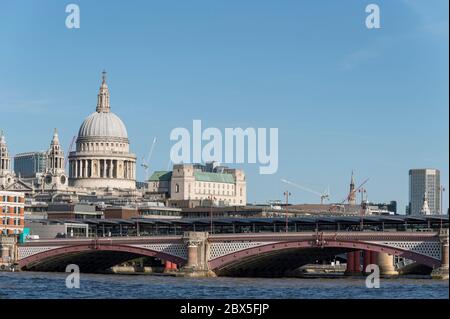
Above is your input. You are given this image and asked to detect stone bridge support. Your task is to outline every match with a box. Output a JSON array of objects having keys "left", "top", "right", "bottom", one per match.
[
  {"left": 345, "top": 251, "right": 362, "bottom": 275},
  {"left": 0, "top": 236, "right": 17, "bottom": 270},
  {"left": 377, "top": 252, "right": 398, "bottom": 276},
  {"left": 432, "top": 229, "right": 449, "bottom": 280},
  {"left": 180, "top": 232, "right": 216, "bottom": 277}
]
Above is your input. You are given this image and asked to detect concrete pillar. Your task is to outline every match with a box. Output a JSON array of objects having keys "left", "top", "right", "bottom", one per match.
[
  {"left": 181, "top": 232, "right": 214, "bottom": 277},
  {"left": 165, "top": 261, "right": 173, "bottom": 271},
  {"left": 346, "top": 251, "right": 355, "bottom": 274},
  {"left": 363, "top": 250, "right": 371, "bottom": 273},
  {"left": 0, "top": 237, "right": 16, "bottom": 265},
  {"left": 441, "top": 241, "right": 449, "bottom": 269},
  {"left": 353, "top": 251, "right": 361, "bottom": 273},
  {"left": 432, "top": 229, "right": 449, "bottom": 280},
  {"left": 377, "top": 252, "right": 398, "bottom": 276},
  {"left": 1, "top": 247, "right": 9, "bottom": 261},
  {"left": 370, "top": 251, "right": 378, "bottom": 265},
  {"left": 186, "top": 243, "right": 199, "bottom": 269}
]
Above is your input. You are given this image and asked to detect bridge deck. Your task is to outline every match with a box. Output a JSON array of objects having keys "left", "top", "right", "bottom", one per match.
[{"left": 20, "top": 231, "right": 441, "bottom": 247}]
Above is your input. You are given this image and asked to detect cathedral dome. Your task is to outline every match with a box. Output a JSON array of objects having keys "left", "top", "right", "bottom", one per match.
[
  {"left": 69, "top": 71, "right": 137, "bottom": 191},
  {"left": 78, "top": 112, "right": 128, "bottom": 139},
  {"left": 76, "top": 71, "right": 128, "bottom": 141}
]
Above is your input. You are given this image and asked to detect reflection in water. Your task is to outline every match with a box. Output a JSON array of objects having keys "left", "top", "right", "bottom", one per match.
[{"left": 0, "top": 272, "right": 448, "bottom": 299}]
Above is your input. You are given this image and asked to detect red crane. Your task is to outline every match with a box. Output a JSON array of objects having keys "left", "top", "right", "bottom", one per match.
[{"left": 340, "top": 178, "right": 370, "bottom": 204}]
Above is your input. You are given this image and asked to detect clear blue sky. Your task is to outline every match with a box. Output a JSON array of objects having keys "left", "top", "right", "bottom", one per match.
[{"left": 0, "top": 0, "right": 448, "bottom": 213}]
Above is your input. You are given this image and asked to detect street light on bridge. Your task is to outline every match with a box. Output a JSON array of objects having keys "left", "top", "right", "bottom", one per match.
[
  {"left": 208, "top": 195, "right": 216, "bottom": 234},
  {"left": 284, "top": 191, "right": 292, "bottom": 233}
]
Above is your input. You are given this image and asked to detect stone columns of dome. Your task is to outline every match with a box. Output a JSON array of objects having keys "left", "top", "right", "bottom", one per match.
[
  {"left": 130, "top": 162, "right": 133, "bottom": 179},
  {"left": 109, "top": 160, "right": 113, "bottom": 178},
  {"left": 103, "top": 159, "right": 107, "bottom": 178}
]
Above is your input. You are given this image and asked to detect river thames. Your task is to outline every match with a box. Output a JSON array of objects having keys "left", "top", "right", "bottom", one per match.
[{"left": 0, "top": 272, "right": 448, "bottom": 299}]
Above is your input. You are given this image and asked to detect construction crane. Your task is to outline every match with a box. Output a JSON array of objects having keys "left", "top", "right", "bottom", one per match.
[
  {"left": 340, "top": 177, "right": 370, "bottom": 204},
  {"left": 65, "top": 136, "right": 77, "bottom": 169},
  {"left": 281, "top": 179, "right": 330, "bottom": 204},
  {"left": 141, "top": 137, "right": 157, "bottom": 181}
]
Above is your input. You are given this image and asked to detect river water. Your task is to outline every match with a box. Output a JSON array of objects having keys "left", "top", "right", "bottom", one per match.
[{"left": 0, "top": 272, "right": 448, "bottom": 299}]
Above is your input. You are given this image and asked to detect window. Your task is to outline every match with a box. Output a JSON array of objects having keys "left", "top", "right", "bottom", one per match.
[{"left": 175, "top": 184, "right": 180, "bottom": 193}]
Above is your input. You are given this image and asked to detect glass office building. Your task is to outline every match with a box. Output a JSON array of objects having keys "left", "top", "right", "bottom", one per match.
[
  {"left": 409, "top": 169, "right": 441, "bottom": 215},
  {"left": 14, "top": 152, "right": 47, "bottom": 178}
]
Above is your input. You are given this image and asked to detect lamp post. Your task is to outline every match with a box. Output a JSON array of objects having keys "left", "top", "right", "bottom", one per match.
[
  {"left": 358, "top": 187, "right": 367, "bottom": 230},
  {"left": 440, "top": 186, "right": 446, "bottom": 215},
  {"left": 284, "top": 191, "right": 291, "bottom": 233},
  {"left": 208, "top": 196, "right": 216, "bottom": 234}
]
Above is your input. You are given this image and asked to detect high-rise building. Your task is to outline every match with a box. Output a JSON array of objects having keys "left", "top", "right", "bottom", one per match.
[
  {"left": 14, "top": 152, "right": 47, "bottom": 178},
  {"left": 409, "top": 169, "right": 441, "bottom": 215}
]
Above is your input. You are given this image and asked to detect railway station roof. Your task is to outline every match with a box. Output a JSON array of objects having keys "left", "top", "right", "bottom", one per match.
[{"left": 26, "top": 214, "right": 448, "bottom": 229}]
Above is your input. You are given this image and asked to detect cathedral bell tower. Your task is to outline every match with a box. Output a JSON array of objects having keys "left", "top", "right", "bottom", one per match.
[
  {"left": 43, "top": 129, "right": 68, "bottom": 190},
  {"left": 0, "top": 130, "right": 15, "bottom": 189}
]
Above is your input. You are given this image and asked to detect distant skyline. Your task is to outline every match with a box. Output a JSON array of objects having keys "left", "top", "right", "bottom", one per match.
[{"left": 0, "top": 0, "right": 448, "bottom": 213}]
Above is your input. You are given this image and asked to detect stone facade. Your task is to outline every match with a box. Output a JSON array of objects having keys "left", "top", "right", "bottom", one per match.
[{"left": 149, "top": 163, "right": 247, "bottom": 206}]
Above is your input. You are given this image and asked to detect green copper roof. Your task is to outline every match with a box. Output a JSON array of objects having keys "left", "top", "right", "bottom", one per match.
[
  {"left": 149, "top": 171, "right": 172, "bottom": 182},
  {"left": 194, "top": 172, "right": 235, "bottom": 184}
]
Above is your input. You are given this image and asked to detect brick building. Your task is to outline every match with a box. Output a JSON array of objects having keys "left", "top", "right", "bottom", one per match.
[{"left": 0, "top": 191, "right": 25, "bottom": 235}]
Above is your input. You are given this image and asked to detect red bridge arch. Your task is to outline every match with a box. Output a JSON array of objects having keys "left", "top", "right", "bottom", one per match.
[
  {"left": 209, "top": 239, "right": 441, "bottom": 270},
  {"left": 18, "top": 243, "right": 187, "bottom": 270}
]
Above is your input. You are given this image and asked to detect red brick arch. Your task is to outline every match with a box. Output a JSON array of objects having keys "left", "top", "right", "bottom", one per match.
[
  {"left": 18, "top": 244, "right": 187, "bottom": 269},
  {"left": 209, "top": 240, "right": 441, "bottom": 270}
]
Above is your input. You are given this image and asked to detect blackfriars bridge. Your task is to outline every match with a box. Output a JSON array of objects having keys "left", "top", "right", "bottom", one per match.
[{"left": 1, "top": 215, "right": 448, "bottom": 279}]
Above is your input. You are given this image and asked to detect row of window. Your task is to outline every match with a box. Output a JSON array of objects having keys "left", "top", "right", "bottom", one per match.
[
  {"left": 1, "top": 217, "right": 22, "bottom": 225},
  {"left": 191, "top": 197, "right": 244, "bottom": 205},
  {"left": 194, "top": 189, "right": 235, "bottom": 196},
  {"left": 1, "top": 196, "right": 24, "bottom": 203},
  {"left": 1, "top": 206, "right": 23, "bottom": 214},
  {"left": 1, "top": 229, "right": 21, "bottom": 235},
  {"left": 79, "top": 142, "right": 127, "bottom": 152},
  {"left": 195, "top": 182, "right": 234, "bottom": 190}
]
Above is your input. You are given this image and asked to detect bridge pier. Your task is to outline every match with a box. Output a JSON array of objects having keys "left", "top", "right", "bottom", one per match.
[
  {"left": 363, "top": 250, "right": 371, "bottom": 274},
  {"left": 377, "top": 252, "right": 398, "bottom": 276},
  {"left": 345, "top": 251, "right": 362, "bottom": 275},
  {"left": 363, "top": 250, "right": 379, "bottom": 274},
  {"left": 0, "top": 236, "right": 17, "bottom": 271},
  {"left": 179, "top": 232, "right": 216, "bottom": 278},
  {"left": 431, "top": 229, "right": 449, "bottom": 280}
]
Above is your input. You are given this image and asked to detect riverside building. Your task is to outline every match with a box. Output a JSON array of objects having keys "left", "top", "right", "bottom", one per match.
[
  {"left": 149, "top": 162, "right": 247, "bottom": 208},
  {"left": 0, "top": 191, "right": 25, "bottom": 235}
]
